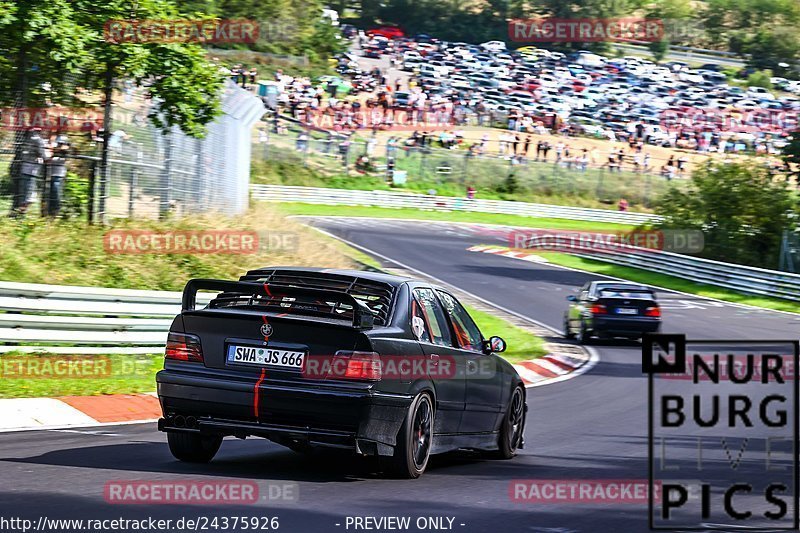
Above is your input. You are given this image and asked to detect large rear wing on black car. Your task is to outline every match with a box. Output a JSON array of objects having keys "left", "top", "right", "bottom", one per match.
[{"left": 182, "top": 279, "right": 376, "bottom": 329}]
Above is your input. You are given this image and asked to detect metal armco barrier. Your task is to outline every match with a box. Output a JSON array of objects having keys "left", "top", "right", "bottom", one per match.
[
  {"left": 0, "top": 282, "right": 212, "bottom": 354},
  {"left": 574, "top": 248, "right": 800, "bottom": 301},
  {"left": 249, "top": 185, "right": 661, "bottom": 225}
]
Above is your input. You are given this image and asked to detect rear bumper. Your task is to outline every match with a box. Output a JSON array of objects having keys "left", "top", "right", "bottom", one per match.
[
  {"left": 590, "top": 316, "right": 661, "bottom": 336},
  {"left": 157, "top": 369, "right": 412, "bottom": 456}
]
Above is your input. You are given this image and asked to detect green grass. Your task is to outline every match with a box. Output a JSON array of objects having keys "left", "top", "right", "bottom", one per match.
[
  {"left": 466, "top": 306, "right": 548, "bottom": 363},
  {"left": 0, "top": 205, "right": 354, "bottom": 290},
  {"left": 0, "top": 353, "right": 162, "bottom": 399},
  {"left": 524, "top": 251, "right": 800, "bottom": 314},
  {"left": 275, "top": 202, "right": 637, "bottom": 232}
]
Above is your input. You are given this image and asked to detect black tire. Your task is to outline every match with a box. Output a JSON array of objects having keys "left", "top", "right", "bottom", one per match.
[
  {"left": 385, "top": 393, "right": 434, "bottom": 479},
  {"left": 167, "top": 432, "right": 222, "bottom": 463},
  {"left": 577, "top": 321, "right": 592, "bottom": 345},
  {"left": 563, "top": 314, "right": 575, "bottom": 339},
  {"left": 493, "top": 386, "right": 525, "bottom": 459}
]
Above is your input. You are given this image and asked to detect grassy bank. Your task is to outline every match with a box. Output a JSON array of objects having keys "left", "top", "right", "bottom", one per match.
[{"left": 0, "top": 205, "right": 354, "bottom": 290}]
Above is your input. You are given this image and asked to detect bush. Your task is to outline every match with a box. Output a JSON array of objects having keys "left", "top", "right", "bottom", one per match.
[
  {"left": 653, "top": 162, "right": 794, "bottom": 268},
  {"left": 746, "top": 70, "right": 774, "bottom": 89}
]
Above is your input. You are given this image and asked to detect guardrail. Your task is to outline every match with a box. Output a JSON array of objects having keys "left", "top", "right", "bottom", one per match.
[
  {"left": 0, "top": 282, "right": 212, "bottom": 354},
  {"left": 250, "top": 185, "right": 661, "bottom": 225},
  {"left": 574, "top": 248, "right": 800, "bottom": 301}
]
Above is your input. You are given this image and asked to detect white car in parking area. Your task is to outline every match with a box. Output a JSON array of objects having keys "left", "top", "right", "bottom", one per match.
[
  {"left": 746, "top": 86, "right": 776, "bottom": 100},
  {"left": 481, "top": 40, "right": 507, "bottom": 53}
]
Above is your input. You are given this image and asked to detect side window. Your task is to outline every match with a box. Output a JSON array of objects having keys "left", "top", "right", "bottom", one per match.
[
  {"left": 436, "top": 290, "right": 483, "bottom": 352},
  {"left": 579, "top": 289, "right": 590, "bottom": 301},
  {"left": 412, "top": 288, "right": 452, "bottom": 347}
]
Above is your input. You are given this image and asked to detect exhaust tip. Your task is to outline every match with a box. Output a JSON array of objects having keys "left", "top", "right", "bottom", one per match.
[
  {"left": 185, "top": 416, "right": 198, "bottom": 429},
  {"left": 173, "top": 415, "right": 186, "bottom": 428}
]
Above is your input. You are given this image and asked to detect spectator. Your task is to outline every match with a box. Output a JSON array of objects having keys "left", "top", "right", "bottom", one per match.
[
  {"left": 10, "top": 128, "right": 47, "bottom": 218},
  {"left": 618, "top": 197, "right": 629, "bottom": 212}
]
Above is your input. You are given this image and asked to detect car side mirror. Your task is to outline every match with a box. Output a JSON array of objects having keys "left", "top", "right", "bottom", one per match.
[
  {"left": 566, "top": 295, "right": 577, "bottom": 301},
  {"left": 484, "top": 336, "right": 507, "bottom": 354}
]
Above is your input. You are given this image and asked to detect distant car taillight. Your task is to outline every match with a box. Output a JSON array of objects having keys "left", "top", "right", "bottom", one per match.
[
  {"left": 332, "top": 351, "right": 382, "bottom": 381},
  {"left": 589, "top": 304, "right": 607, "bottom": 315},
  {"left": 165, "top": 332, "right": 204, "bottom": 363},
  {"left": 645, "top": 306, "right": 661, "bottom": 318}
]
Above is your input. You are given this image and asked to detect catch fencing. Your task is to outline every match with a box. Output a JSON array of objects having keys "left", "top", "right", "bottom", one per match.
[
  {"left": 0, "top": 79, "right": 264, "bottom": 221},
  {"left": 252, "top": 115, "right": 694, "bottom": 209},
  {"left": 250, "top": 184, "right": 660, "bottom": 225}
]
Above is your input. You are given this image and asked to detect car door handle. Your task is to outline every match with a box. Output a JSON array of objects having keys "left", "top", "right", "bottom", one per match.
[
  {"left": 466, "top": 360, "right": 477, "bottom": 371},
  {"left": 429, "top": 353, "right": 440, "bottom": 366}
]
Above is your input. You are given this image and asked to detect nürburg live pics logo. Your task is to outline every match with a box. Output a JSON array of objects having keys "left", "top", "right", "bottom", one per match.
[{"left": 644, "top": 333, "right": 799, "bottom": 530}]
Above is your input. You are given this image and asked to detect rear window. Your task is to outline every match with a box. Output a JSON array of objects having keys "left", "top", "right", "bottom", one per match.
[
  {"left": 598, "top": 289, "right": 655, "bottom": 300},
  {"left": 235, "top": 270, "right": 396, "bottom": 325}
]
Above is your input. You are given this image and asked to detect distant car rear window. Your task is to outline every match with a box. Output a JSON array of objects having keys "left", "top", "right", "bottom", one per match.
[{"left": 598, "top": 289, "right": 655, "bottom": 299}]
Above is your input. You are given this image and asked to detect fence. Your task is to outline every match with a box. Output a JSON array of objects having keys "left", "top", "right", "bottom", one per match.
[
  {"left": 252, "top": 116, "right": 693, "bottom": 209},
  {"left": 250, "top": 184, "right": 661, "bottom": 224},
  {"left": 0, "top": 79, "right": 264, "bottom": 222}
]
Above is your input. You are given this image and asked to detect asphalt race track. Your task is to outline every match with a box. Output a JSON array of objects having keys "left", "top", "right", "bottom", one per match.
[{"left": 2, "top": 217, "right": 799, "bottom": 533}]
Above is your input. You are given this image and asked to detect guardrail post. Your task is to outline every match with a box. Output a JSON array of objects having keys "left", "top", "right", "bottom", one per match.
[
  {"left": 159, "top": 131, "right": 173, "bottom": 219},
  {"left": 128, "top": 143, "right": 142, "bottom": 218}
]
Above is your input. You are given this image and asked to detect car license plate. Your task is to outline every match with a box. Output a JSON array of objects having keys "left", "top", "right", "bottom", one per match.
[
  {"left": 616, "top": 308, "right": 637, "bottom": 315},
  {"left": 226, "top": 345, "right": 305, "bottom": 370}
]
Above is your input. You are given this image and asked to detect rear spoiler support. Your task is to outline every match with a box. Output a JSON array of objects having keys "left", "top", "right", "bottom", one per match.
[{"left": 182, "top": 279, "right": 376, "bottom": 329}]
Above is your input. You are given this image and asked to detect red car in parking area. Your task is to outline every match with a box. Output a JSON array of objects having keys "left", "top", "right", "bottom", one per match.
[{"left": 367, "top": 26, "right": 405, "bottom": 39}]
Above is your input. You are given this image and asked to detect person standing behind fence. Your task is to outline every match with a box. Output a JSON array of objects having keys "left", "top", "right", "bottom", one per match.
[
  {"left": 44, "top": 133, "right": 69, "bottom": 218},
  {"left": 10, "top": 128, "right": 47, "bottom": 218}
]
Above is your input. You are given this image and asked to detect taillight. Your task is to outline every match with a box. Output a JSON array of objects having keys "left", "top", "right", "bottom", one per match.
[
  {"left": 645, "top": 306, "right": 661, "bottom": 318},
  {"left": 332, "top": 351, "right": 381, "bottom": 381},
  {"left": 165, "top": 332, "right": 204, "bottom": 363},
  {"left": 589, "top": 304, "right": 607, "bottom": 315}
]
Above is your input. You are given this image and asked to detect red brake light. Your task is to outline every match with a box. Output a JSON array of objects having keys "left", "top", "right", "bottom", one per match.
[
  {"left": 589, "top": 304, "right": 607, "bottom": 315},
  {"left": 165, "top": 332, "right": 204, "bottom": 363},
  {"left": 332, "top": 351, "right": 381, "bottom": 381},
  {"left": 645, "top": 306, "right": 661, "bottom": 318}
]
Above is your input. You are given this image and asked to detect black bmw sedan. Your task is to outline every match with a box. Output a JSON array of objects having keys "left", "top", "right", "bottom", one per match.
[
  {"left": 564, "top": 280, "right": 662, "bottom": 343},
  {"left": 157, "top": 268, "right": 526, "bottom": 478}
]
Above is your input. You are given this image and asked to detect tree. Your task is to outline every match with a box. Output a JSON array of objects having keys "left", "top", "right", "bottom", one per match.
[
  {"left": 0, "top": 1, "right": 91, "bottom": 107},
  {"left": 782, "top": 129, "right": 800, "bottom": 179},
  {"left": 648, "top": 38, "right": 669, "bottom": 63},
  {"left": 654, "top": 163, "right": 795, "bottom": 268},
  {"left": 743, "top": 28, "right": 800, "bottom": 75}
]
